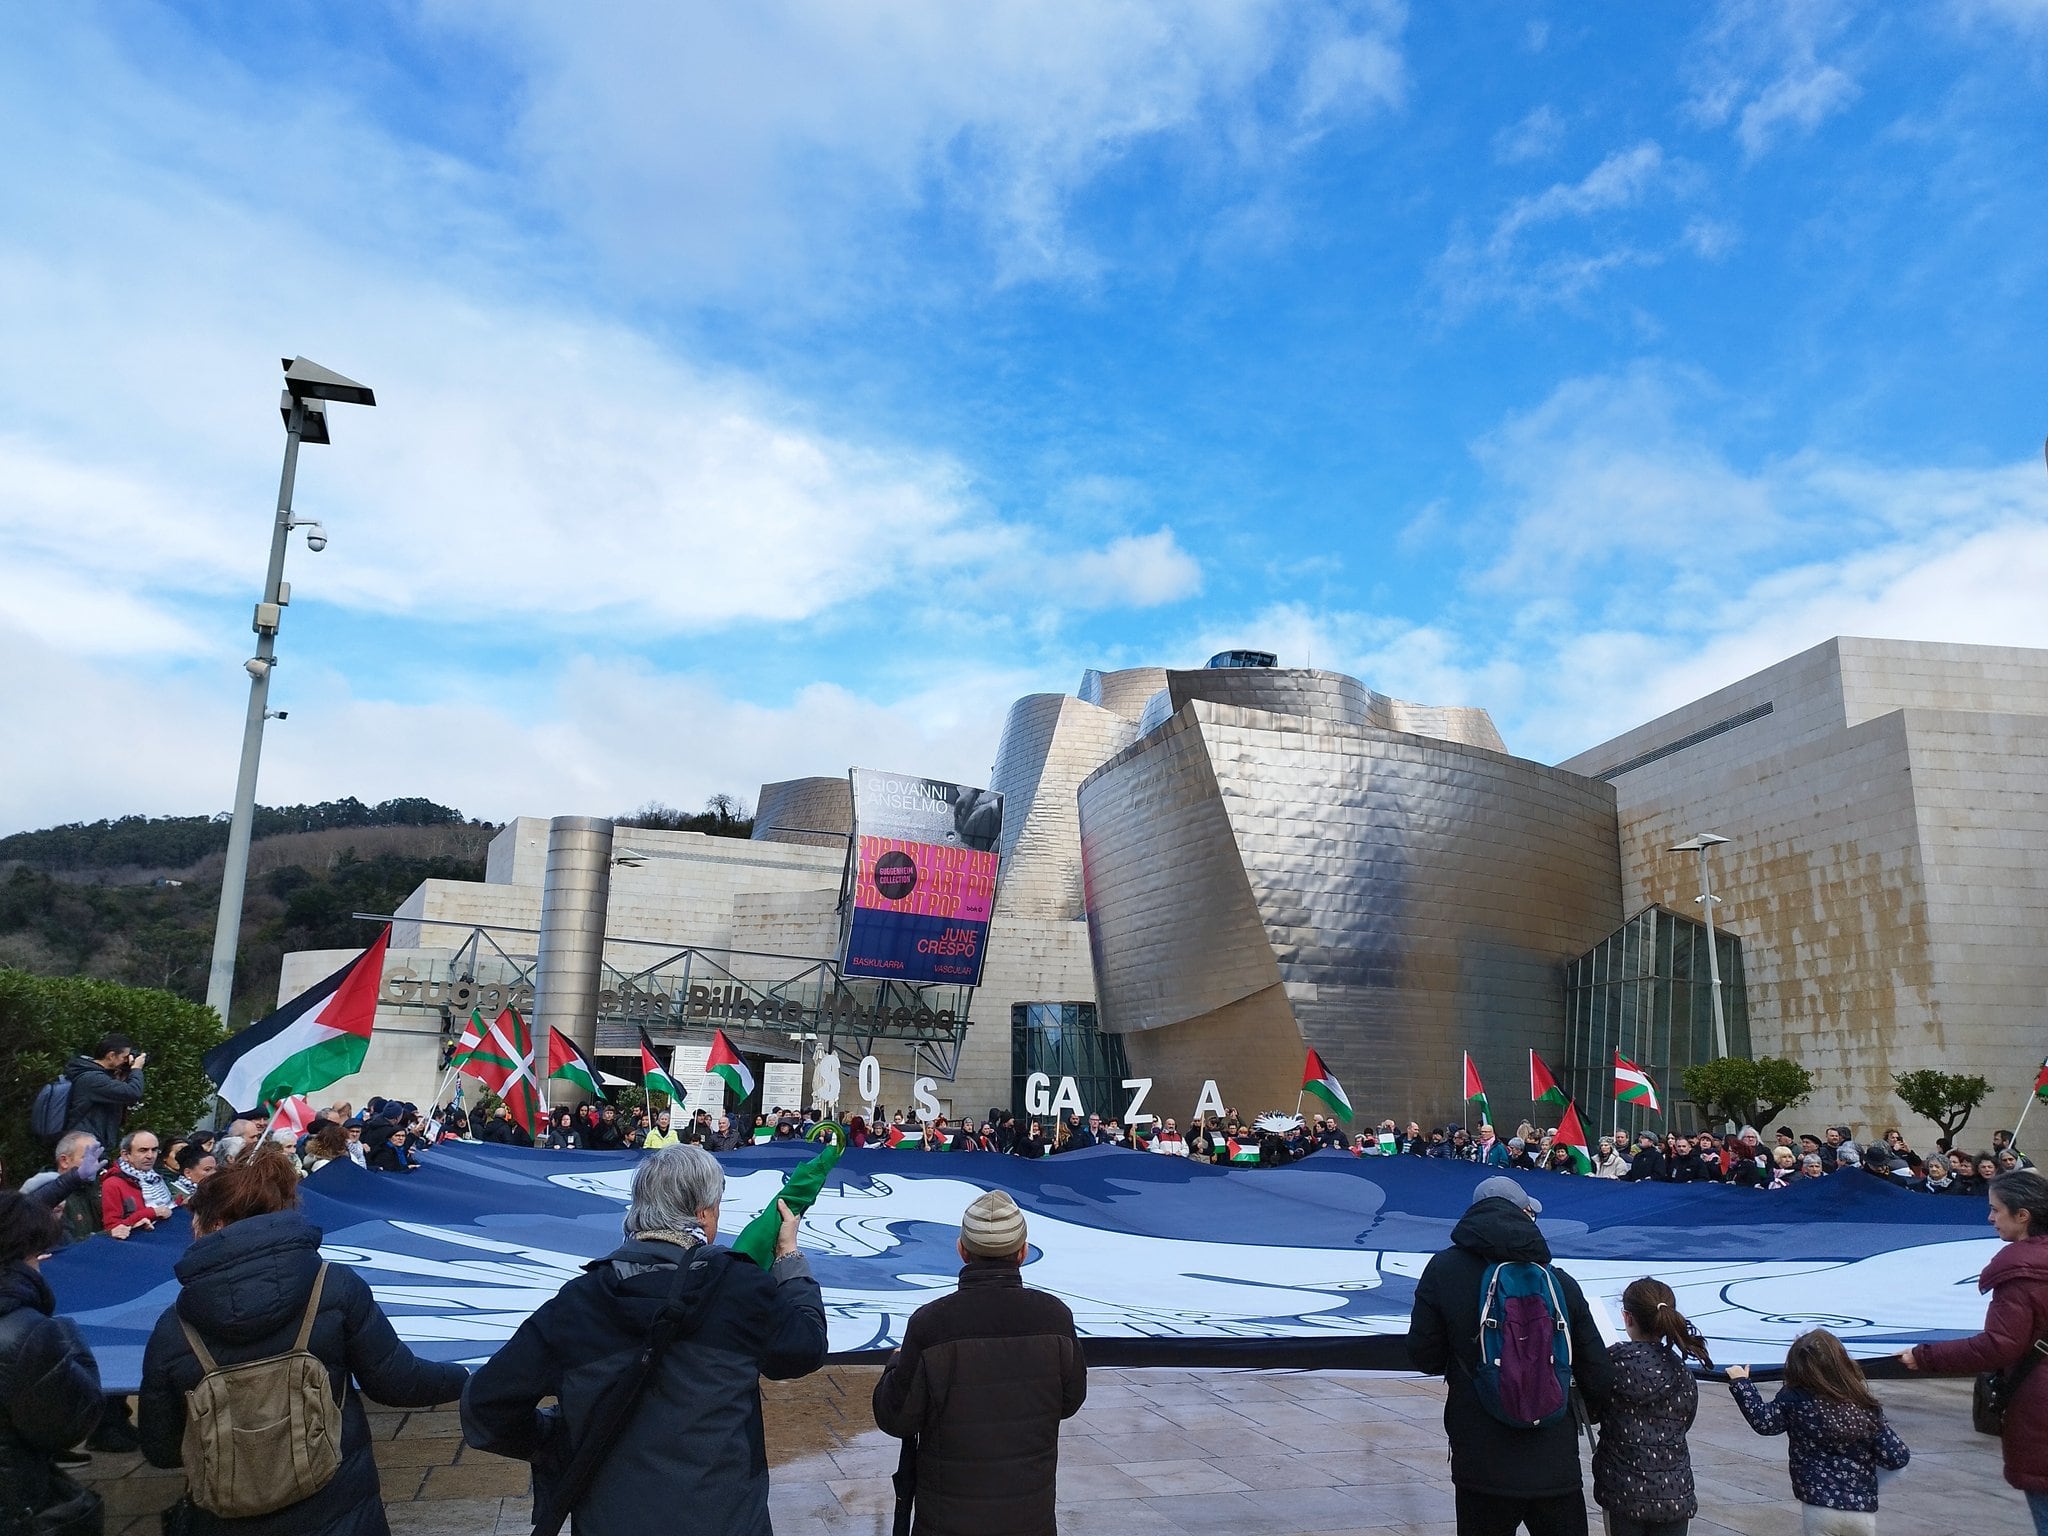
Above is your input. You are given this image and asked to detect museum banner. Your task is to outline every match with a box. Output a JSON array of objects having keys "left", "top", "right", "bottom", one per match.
[{"left": 842, "top": 768, "right": 1003, "bottom": 986}]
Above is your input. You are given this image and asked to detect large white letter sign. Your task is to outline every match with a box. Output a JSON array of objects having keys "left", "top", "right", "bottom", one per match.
[
  {"left": 857, "top": 1054, "right": 882, "bottom": 1105},
  {"left": 1122, "top": 1078, "right": 1154, "bottom": 1129},
  {"left": 1024, "top": 1072, "right": 1052, "bottom": 1117},
  {"left": 913, "top": 1077, "right": 942, "bottom": 1123},
  {"left": 1192, "top": 1080, "right": 1226, "bottom": 1122},
  {"left": 1048, "top": 1076, "right": 1085, "bottom": 1119}
]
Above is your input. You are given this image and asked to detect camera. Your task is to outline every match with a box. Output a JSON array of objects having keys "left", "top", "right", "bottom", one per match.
[{"left": 302, "top": 521, "right": 328, "bottom": 552}]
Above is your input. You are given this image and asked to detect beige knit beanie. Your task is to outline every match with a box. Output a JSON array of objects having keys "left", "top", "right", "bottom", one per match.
[{"left": 959, "top": 1190, "right": 1029, "bottom": 1259}]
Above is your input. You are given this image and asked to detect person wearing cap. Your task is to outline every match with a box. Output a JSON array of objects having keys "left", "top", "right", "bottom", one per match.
[
  {"left": 873, "top": 1190, "right": 1086, "bottom": 1536},
  {"left": 1406, "top": 1175, "right": 1612, "bottom": 1535}
]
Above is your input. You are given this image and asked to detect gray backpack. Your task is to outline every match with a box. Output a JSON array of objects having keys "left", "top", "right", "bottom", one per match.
[{"left": 178, "top": 1262, "right": 344, "bottom": 1518}]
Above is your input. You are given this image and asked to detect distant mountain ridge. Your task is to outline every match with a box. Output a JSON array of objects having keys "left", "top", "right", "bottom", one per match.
[{"left": 0, "top": 796, "right": 479, "bottom": 876}]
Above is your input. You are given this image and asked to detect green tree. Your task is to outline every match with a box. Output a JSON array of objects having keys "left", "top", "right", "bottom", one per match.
[
  {"left": 1681, "top": 1056, "right": 1816, "bottom": 1130},
  {"left": 0, "top": 968, "right": 225, "bottom": 1180},
  {"left": 1892, "top": 1069, "right": 1991, "bottom": 1145}
]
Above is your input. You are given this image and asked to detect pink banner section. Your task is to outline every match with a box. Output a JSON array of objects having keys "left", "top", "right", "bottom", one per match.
[{"left": 853, "top": 836, "right": 997, "bottom": 921}]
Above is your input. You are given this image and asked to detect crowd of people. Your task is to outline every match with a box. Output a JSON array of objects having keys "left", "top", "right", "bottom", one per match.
[{"left": 10, "top": 1031, "right": 2048, "bottom": 1535}]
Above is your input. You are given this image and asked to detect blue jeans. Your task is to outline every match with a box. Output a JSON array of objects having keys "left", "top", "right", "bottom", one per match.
[{"left": 2029, "top": 1488, "right": 2048, "bottom": 1536}]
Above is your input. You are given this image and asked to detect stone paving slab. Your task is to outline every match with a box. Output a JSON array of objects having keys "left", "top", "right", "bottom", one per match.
[{"left": 78, "top": 1370, "right": 2022, "bottom": 1534}]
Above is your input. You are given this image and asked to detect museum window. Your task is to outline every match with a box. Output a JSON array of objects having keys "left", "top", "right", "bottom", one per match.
[
  {"left": 1011, "top": 1002, "right": 1130, "bottom": 1125},
  {"left": 1562, "top": 906, "right": 1749, "bottom": 1137}
]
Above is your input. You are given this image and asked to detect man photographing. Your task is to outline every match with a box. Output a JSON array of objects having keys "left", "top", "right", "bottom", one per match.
[{"left": 59, "top": 1034, "right": 146, "bottom": 1155}]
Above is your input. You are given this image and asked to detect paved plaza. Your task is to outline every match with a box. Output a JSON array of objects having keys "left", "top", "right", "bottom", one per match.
[{"left": 82, "top": 1366, "right": 2026, "bottom": 1535}]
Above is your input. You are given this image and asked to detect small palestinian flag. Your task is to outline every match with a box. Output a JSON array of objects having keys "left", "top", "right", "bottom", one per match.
[
  {"left": 1530, "top": 1050, "right": 1566, "bottom": 1110},
  {"left": 547, "top": 1030, "right": 605, "bottom": 1101},
  {"left": 1225, "top": 1138, "right": 1262, "bottom": 1165},
  {"left": 883, "top": 1125, "right": 909, "bottom": 1148},
  {"left": 1301, "top": 1048, "right": 1353, "bottom": 1122},
  {"left": 638, "top": 1028, "right": 679, "bottom": 1107},
  {"left": 266, "top": 1095, "right": 315, "bottom": 1138},
  {"left": 2034, "top": 1056, "right": 2048, "bottom": 1103},
  {"left": 1613, "top": 1051, "right": 1661, "bottom": 1114},
  {"left": 708, "top": 1028, "right": 755, "bottom": 1101},
  {"left": 1555, "top": 1100, "right": 1594, "bottom": 1173},
  {"left": 1464, "top": 1052, "right": 1489, "bottom": 1122}
]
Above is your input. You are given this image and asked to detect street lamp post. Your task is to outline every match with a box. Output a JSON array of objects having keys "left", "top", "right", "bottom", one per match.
[
  {"left": 1669, "top": 833, "right": 1732, "bottom": 1060},
  {"left": 203, "top": 357, "right": 377, "bottom": 1025}
]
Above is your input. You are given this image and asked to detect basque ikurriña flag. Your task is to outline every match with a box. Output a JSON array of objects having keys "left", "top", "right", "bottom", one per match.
[
  {"left": 205, "top": 926, "right": 387, "bottom": 1114},
  {"left": 460, "top": 1009, "right": 542, "bottom": 1135},
  {"left": 1614, "top": 1052, "right": 1662, "bottom": 1114}
]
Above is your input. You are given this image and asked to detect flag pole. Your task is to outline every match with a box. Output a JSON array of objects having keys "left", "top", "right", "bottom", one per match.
[{"left": 2014, "top": 1083, "right": 2038, "bottom": 1155}]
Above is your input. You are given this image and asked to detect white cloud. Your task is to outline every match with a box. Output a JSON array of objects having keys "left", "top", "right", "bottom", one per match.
[
  {"left": 1050, "top": 530, "right": 1205, "bottom": 609},
  {"left": 429, "top": 0, "right": 1408, "bottom": 294},
  {"left": 1493, "top": 105, "right": 1565, "bottom": 164},
  {"left": 1686, "top": 0, "right": 1861, "bottom": 159}
]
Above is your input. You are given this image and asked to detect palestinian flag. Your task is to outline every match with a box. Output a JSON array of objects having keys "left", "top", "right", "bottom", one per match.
[
  {"left": 547, "top": 1030, "right": 606, "bottom": 1101},
  {"left": 266, "top": 1096, "right": 315, "bottom": 1138},
  {"left": 1464, "top": 1052, "right": 1489, "bottom": 1122},
  {"left": 1301, "top": 1048, "right": 1353, "bottom": 1122},
  {"left": 1225, "top": 1138, "right": 1262, "bottom": 1165},
  {"left": 1530, "top": 1050, "right": 1566, "bottom": 1110},
  {"left": 638, "top": 1028, "right": 680, "bottom": 1107},
  {"left": 708, "top": 1029, "right": 755, "bottom": 1101},
  {"left": 1555, "top": 1100, "right": 1594, "bottom": 1173},
  {"left": 1613, "top": 1051, "right": 1661, "bottom": 1114},
  {"left": 206, "top": 926, "right": 388, "bottom": 1113},
  {"left": 462, "top": 1008, "right": 542, "bottom": 1134},
  {"left": 2034, "top": 1056, "right": 2048, "bottom": 1103}
]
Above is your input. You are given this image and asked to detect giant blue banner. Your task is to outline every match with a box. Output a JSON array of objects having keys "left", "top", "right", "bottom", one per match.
[{"left": 43, "top": 1144, "right": 1994, "bottom": 1392}]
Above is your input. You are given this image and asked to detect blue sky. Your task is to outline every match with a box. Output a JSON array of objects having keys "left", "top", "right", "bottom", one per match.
[{"left": 2, "top": 0, "right": 2044, "bottom": 832}]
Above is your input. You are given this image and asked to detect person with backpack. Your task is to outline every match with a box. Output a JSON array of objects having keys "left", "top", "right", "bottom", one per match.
[
  {"left": 137, "top": 1145, "right": 468, "bottom": 1536},
  {"left": 1593, "top": 1277, "right": 1713, "bottom": 1536},
  {"left": 0, "top": 1192, "right": 107, "bottom": 1536},
  {"left": 1726, "top": 1329, "right": 1909, "bottom": 1534},
  {"left": 1406, "top": 1174, "right": 1612, "bottom": 1535},
  {"left": 41, "top": 1035, "right": 146, "bottom": 1158}
]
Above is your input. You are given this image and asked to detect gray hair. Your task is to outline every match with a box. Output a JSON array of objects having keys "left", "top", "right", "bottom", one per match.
[
  {"left": 54, "top": 1129, "right": 97, "bottom": 1164},
  {"left": 119, "top": 1129, "right": 156, "bottom": 1156},
  {"left": 1799, "top": 1153, "right": 1823, "bottom": 1169},
  {"left": 626, "top": 1145, "right": 725, "bottom": 1236}
]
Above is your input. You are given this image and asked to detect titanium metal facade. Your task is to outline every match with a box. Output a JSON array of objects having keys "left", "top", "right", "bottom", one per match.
[
  {"left": 752, "top": 777, "right": 854, "bottom": 849},
  {"left": 1079, "top": 690, "right": 1622, "bottom": 1124},
  {"left": 533, "top": 815, "right": 614, "bottom": 1055}
]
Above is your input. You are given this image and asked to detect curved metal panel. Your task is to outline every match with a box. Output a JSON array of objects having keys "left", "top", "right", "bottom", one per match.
[
  {"left": 990, "top": 694, "right": 1137, "bottom": 921},
  {"left": 753, "top": 777, "right": 854, "bottom": 848},
  {"left": 1078, "top": 666, "right": 1171, "bottom": 722},
  {"left": 534, "top": 816, "right": 613, "bottom": 1055}
]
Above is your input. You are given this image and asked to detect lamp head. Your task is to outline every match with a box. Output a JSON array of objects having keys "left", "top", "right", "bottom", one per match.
[{"left": 281, "top": 356, "right": 376, "bottom": 408}]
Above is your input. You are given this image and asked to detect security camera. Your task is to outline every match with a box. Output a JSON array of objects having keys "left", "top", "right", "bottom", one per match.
[
  {"left": 245, "top": 657, "right": 271, "bottom": 680},
  {"left": 302, "top": 521, "right": 328, "bottom": 552}
]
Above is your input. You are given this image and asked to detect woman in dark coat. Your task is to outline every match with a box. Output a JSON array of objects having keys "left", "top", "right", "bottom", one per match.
[
  {"left": 1594, "top": 1276, "right": 1712, "bottom": 1535},
  {"left": 139, "top": 1147, "right": 468, "bottom": 1536},
  {"left": 0, "top": 1193, "right": 105, "bottom": 1531},
  {"left": 1902, "top": 1169, "right": 2048, "bottom": 1533}
]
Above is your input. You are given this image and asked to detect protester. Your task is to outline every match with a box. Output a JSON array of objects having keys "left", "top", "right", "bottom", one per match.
[
  {"left": 874, "top": 1190, "right": 1086, "bottom": 1536},
  {"left": 1769, "top": 1147, "right": 1799, "bottom": 1189},
  {"left": 99, "top": 1129, "right": 178, "bottom": 1232},
  {"left": 585, "top": 1105, "right": 627, "bottom": 1151},
  {"left": 301, "top": 1123, "right": 350, "bottom": 1176},
  {"left": 644, "top": 1109, "right": 682, "bottom": 1149},
  {"left": 1594, "top": 1276, "right": 1713, "bottom": 1536},
  {"left": 0, "top": 1191, "right": 107, "bottom": 1532},
  {"left": 478, "top": 1104, "right": 533, "bottom": 1147},
  {"left": 461, "top": 1145, "right": 827, "bottom": 1536},
  {"left": 1013, "top": 1119, "right": 1049, "bottom": 1160},
  {"left": 1594, "top": 1138, "right": 1630, "bottom": 1178},
  {"left": 544, "top": 1107, "right": 583, "bottom": 1151},
  {"left": 1406, "top": 1175, "right": 1612, "bottom": 1534},
  {"left": 1899, "top": 1169, "right": 2048, "bottom": 1530},
  {"left": 1623, "top": 1136, "right": 1669, "bottom": 1183},
  {"left": 1727, "top": 1329, "right": 1909, "bottom": 1534},
  {"left": 19, "top": 1131, "right": 108, "bottom": 1245},
  {"left": 138, "top": 1146, "right": 469, "bottom": 1536}
]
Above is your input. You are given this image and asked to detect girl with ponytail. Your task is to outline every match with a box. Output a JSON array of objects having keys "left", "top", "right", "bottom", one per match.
[{"left": 1593, "top": 1277, "right": 1712, "bottom": 1535}]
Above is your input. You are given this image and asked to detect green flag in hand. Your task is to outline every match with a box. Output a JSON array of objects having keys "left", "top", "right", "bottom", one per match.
[{"left": 731, "top": 1122, "right": 846, "bottom": 1269}]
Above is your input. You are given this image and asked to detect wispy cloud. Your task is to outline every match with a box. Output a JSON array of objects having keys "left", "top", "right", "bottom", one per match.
[
  {"left": 1686, "top": 0, "right": 1862, "bottom": 160},
  {"left": 1492, "top": 105, "right": 1565, "bottom": 164}
]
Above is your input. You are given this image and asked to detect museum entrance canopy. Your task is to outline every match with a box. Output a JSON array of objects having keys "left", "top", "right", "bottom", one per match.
[{"left": 360, "top": 914, "right": 975, "bottom": 1079}]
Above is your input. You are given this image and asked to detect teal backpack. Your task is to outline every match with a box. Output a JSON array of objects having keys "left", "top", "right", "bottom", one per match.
[{"left": 1473, "top": 1260, "right": 1575, "bottom": 1427}]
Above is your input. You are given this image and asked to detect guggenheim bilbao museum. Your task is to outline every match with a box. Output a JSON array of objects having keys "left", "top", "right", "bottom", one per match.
[{"left": 280, "top": 635, "right": 2048, "bottom": 1135}]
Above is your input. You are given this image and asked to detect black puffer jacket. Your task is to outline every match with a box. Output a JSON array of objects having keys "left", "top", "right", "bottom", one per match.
[
  {"left": 461, "top": 1237, "right": 827, "bottom": 1536},
  {"left": 1404, "top": 1197, "right": 1613, "bottom": 1497},
  {"left": 0, "top": 1261, "right": 104, "bottom": 1520},
  {"left": 873, "top": 1261, "right": 1088, "bottom": 1536},
  {"left": 138, "top": 1211, "right": 469, "bottom": 1536},
  {"left": 1592, "top": 1340, "right": 1699, "bottom": 1521}
]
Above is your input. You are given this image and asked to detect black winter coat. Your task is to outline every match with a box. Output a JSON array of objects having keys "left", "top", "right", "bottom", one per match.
[
  {"left": 59, "top": 1054, "right": 143, "bottom": 1156},
  {"left": 0, "top": 1261, "right": 103, "bottom": 1520},
  {"left": 1621, "top": 1147, "right": 1667, "bottom": 1182},
  {"left": 461, "top": 1237, "right": 827, "bottom": 1536},
  {"left": 873, "top": 1262, "right": 1087, "bottom": 1536},
  {"left": 139, "top": 1212, "right": 469, "bottom": 1536},
  {"left": 1592, "top": 1340, "right": 1699, "bottom": 1521},
  {"left": 1404, "top": 1197, "right": 1613, "bottom": 1497}
]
